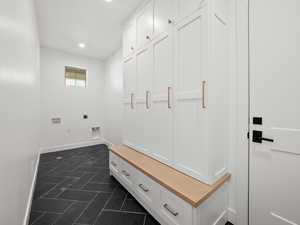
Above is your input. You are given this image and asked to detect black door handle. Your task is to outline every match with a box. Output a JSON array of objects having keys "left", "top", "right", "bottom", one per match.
[
  {"left": 261, "top": 137, "right": 274, "bottom": 142},
  {"left": 252, "top": 130, "right": 274, "bottom": 143}
]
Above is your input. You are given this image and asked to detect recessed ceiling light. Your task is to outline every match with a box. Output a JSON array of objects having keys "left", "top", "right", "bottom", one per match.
[
  {"left": 105, "top": 0, "right": 112, "bottom": 2},
  {"left": 78, "top": 43, "right": 86, "bottom": 49}
]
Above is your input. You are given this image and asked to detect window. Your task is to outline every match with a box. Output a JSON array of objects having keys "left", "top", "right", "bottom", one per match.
[{"left": 65, "top": 66, "right": 87, "bottom": 88}]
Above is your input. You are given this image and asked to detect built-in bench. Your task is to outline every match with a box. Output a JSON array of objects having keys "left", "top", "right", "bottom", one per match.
[{"left": 109, "top": 145, "right": 231, "bottom": 225}]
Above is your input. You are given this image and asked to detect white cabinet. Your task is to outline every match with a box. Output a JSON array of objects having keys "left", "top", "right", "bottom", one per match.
[
  {"left": 119, "top": 159, "right": 137, "bottom": 187},
  {"left": 135, "top": 46, "right": 153, "bottom": 154},
  {"left": 109, "top": 152, "right": 120, "bottom": 174},
  {"left": 136, "top": 1, "right": 154, "bottom": 49},
  {"left": 173, "top": 7, "right": 230, "bottom": 184},
  {"left": 154, "top": 0, "right": 177, "bottom": 36},
  {"left": 123, "top": 20, "right": 136, "bottom": 58},
  {"left": 173, "top": 11, "right": 209, "bottom": 183},
  {"left": 123, "top": 103, "right": 137, "bottom": 149},
  {"left": 109, "top": 151, "right": 229, "bottom": 225},
  {"left": 150, "top": 31, "right": 174, "bottom": 165},
  {"left": 123, "top": 0, "right": 231, "bottom": 185},
  {"left": 135, "top": 170, "right": 160, "bottom": 207},
  {"left": 159, "top": 187, "right": 193, "bottom": 225},
  {"left": 123, "top": 56, "right": 137, "bottom": 148}
]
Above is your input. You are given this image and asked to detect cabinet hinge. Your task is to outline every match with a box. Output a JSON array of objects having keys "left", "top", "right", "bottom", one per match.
[{"left": 247, "top": 132, "right": 250, "bottom": 139}]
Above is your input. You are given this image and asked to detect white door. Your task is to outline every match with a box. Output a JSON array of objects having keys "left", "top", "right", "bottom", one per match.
[
  {"left": 173, "top": 11, "right": 209, "bottom": 182},
  {"left": 250, "top": 1, "right": 300, "bottom": 225},
  {"left": 153, "top": 0, "right": 177, "bottom": 36},
  {"left": 151, "top": 30, "right": 173, "bottom": 165},
  {"left": 136, "top": 46, "right": 153, "bottom": 154},
  {"left": 136, "top": 1, "right": 154, "bottom": 49}
]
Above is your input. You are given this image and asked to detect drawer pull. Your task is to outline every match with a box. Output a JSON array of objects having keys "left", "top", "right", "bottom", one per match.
[
  {"left": 111, "top": 161, "right": 117, "bottom": 167},
  {"left": 130, "top": 93, "right": 134, "bottom": 109},
  {"left": 122, "top": 170, "right": 130, "bottom": 177},
  {"left": 138, "top": 184, "right": 149, "bottom": 192},
  {"left": 202, "top": 81, "right": 206, "bottom": 108},
  {"left": 163, "top": 204, "right": 179, "bottom": 216},
  {"left": 146, "top": 91, "right": 150, "bottom": 109},
  {"left": 168, "top": 87, "right": 172, "bottom": 109}
]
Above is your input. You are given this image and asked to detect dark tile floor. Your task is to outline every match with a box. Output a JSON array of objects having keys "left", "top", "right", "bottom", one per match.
[{"left": 29, "top": 144, "right": 233, "bottom": 225}]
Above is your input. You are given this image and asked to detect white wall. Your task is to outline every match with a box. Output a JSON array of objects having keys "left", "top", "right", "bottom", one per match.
[
  {"left": 0, "top": 0, "right": 40, "bottom": 224},
  {"left": 40, "top": 47, "right": 105, "bottom": 152},
  {"left": 103, "top": 49, "right": 124, "bottom": 145}
]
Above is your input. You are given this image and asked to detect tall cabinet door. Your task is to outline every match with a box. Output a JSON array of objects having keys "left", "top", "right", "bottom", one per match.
[
  {"left": 173, "top": 11, "right": 209, "bottom": 183},
  {"left": 154, "top": 0, "right": 177, "bottom": 36},
  {"left": 136, "top": 46, "right": 153, "bottom": 154},
  {"left": 123, "top": 56, "right": 137, "bottom": 148},
  {"left": 150, "top": 31, "right": 174, "bottom": 165},
  {"left": 136, "top": 1, "right": 154, "bottom": 49}
]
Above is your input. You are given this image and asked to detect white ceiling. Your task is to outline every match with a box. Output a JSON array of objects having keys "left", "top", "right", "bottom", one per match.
[{"left": 35, "top": 0, "right": 142, "bottom": 60}]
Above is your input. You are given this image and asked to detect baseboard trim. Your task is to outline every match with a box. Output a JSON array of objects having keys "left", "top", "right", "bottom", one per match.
[
  {"left": 23, "top": 154, "right": 40, "bottom": 225},
  {"left": 227, "top": 208, "right": 237, "bottom": 224},
  {"left": 40, "top": 138, "right": 105, "bottom": 153}
]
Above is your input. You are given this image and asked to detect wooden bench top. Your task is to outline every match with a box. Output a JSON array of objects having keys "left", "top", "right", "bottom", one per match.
[{"left": 108, "top": 145, "right": 230, "bottom": 207}]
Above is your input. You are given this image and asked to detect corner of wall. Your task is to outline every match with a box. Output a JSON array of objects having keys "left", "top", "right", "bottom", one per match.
[{"left": 23, "top": 154, "right": 40, "bottom": 225}]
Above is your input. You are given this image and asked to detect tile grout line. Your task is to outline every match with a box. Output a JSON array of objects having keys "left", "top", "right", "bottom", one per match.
[
  {"left": 62, "top": 200, "right": 77, "bottom": 214},
  {"left": 102, "top": 209, "right": 148, "bottom": 215},
  {"left": 143, "top": 213, "right": 147, "bottom": 225},
  {"left": 72, "top": 192, "right": 100, "bottom": 225},
  {"left": 51, "top": 200, "right": 81, "bottom": 225},
  {"left": 30, "top": 210, "right": 62, "bottom": 215},
  {"left": 80, "top": 175, "right": 99, "bottom": 190},
  {"left": 30, "top": 212, "right": 46, "bottom": 225},
  {"left": 90, "top": 185, "right": 119, "bottom": 225},
  {"left": 120, "top": 192, "right": 128, "bottom": 211},
  {"left": 40, "top": 177, "right": 70, "bottom": 198},
  {"left": 72, "top": 171, "right": 98, "bottom": 190}
]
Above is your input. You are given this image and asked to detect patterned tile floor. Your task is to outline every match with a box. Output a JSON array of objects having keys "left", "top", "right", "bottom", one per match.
[{"left": 29, "top": 144, "right": 233, "bottom": 225}]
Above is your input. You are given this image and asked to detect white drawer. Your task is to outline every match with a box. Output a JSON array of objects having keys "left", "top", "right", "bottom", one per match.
[
  {"left": 109, "top": 152, "right": 120, "bottom": 174},
  {"left": 135, "top": 170, "right": 160, "bottom": 208},
  {"left": 119, "top": 159, "right": 136, "bottom": 187},
  {"left": 159, "top": 187, "right": 193, "bottom": 225}
]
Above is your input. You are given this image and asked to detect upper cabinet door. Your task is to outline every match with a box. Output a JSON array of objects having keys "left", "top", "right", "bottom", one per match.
[
  {"left": 178, "top": 0, "right": 204, "bottom": 20},
  {"left": 153, "top": 0, "right": 177, "bottom": 36},
  {"left": 173, "top": 11, "right": 210, "bottom": 183},
  {"left": 123, "top": 56, "right": 136, "bottom": 100},
  {"left": 136, "top": 1, "right": 154, "bottom": 49},
  {"left": 136, "top": 46, "right": 153, "bottom": 99},
  {"left": 123, "top": 20, "right": 136, "bottom": 58}
]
